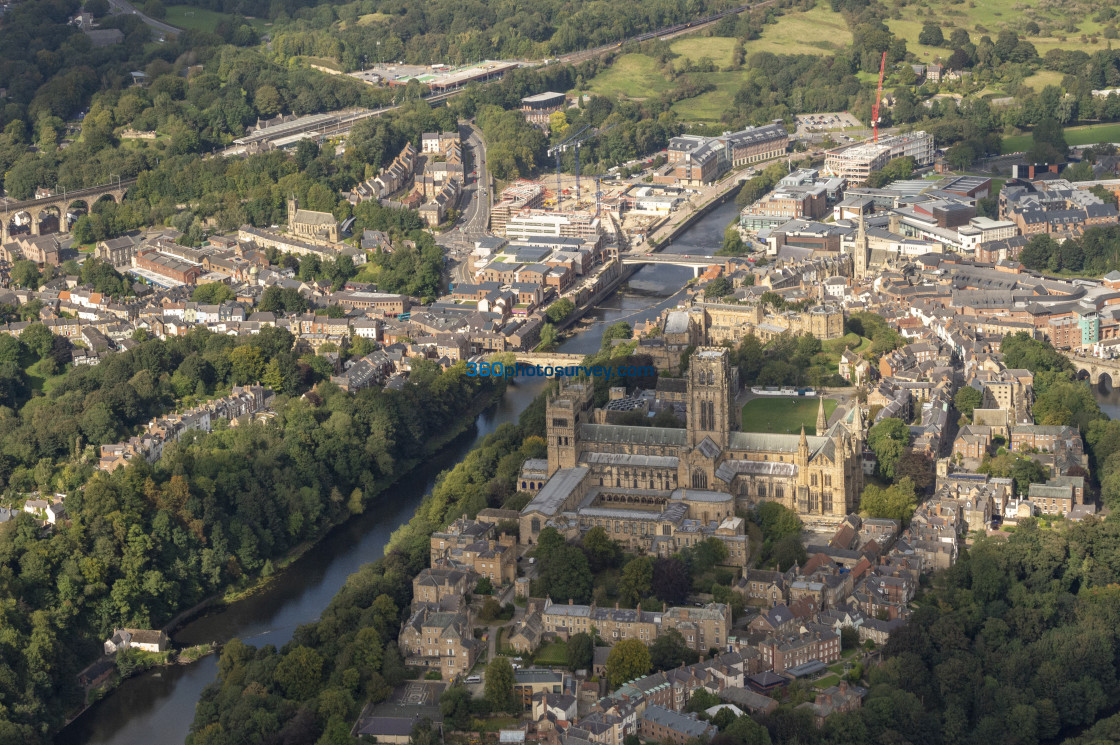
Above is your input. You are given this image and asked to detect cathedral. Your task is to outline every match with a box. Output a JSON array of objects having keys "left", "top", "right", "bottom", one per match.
[{"left": 519, "top": 348, "right": 864, "bottom": 553}]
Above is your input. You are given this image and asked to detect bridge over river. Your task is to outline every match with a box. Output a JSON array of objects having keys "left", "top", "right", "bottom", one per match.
[
  {"left": 619, "top": 252, "right": 723, "bottom": 277},
  {"left": 1066, "top": 352, "right": 1120, "bottom": 387}
]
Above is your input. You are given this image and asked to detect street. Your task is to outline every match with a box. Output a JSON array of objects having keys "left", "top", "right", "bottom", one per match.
[{"left": 439, "top": 121, "right": 492, "bottom": 286}]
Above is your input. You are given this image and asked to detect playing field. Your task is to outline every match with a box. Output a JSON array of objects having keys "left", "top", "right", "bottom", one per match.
[
  {"left": 1002, "top": 122, "right": 1120, "bottom": 154},
  {"left": 164, "top": 5, "right": 270, "bottom": 33},
  {"left": 741, "top": 397, "right": 838, "bottom": 436}
]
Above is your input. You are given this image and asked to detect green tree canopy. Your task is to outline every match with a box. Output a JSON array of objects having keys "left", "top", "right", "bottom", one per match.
[{"left": 605, "top": 638, "right": 651, "bottom": 688}]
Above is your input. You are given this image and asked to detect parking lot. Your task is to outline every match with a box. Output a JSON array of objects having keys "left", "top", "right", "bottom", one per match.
[{"left": 794, "top": 112, "right": 862, "bottom": 135}]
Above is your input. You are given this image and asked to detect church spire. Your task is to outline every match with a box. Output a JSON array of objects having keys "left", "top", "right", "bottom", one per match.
[
  {"left": 816, "top": 395, "right": 827, "bottom": 434},
  {"left": 798, "top": 424, "right": 809, "bottom": 462},
  {"left": 854, "top": 211, "right": 868, "bottom": 277}
]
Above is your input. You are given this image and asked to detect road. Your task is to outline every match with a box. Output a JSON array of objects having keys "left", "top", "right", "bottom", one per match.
[
  {"left": 440, "top": 122, "right": 493, "bottom": 286},
  {"left": 106, "top": 0, "right": 183, "bottom": 35}
]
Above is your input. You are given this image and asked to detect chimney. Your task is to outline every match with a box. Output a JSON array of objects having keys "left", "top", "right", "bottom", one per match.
[
  {"left": 615, "top": 602, "right": 620, "bottom": 610},
  {"left": 569, "top": 598, "right": 574, "bottom": 605}
]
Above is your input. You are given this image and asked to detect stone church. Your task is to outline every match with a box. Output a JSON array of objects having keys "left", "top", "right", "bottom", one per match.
[
  {"left": 287, "top": 197, "right": 339, "bottom": 243},
  {"left": 519, "top": 347, "right": 864, "bottom": 551}
]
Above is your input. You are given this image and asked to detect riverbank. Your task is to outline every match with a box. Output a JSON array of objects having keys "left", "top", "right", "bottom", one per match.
[
  {"left": 71, "top": 644, "right": 220, "bottom": 726},
  {"left": 57, "top": 380, "right": 507, "bottom": 740},
  {"left": 175, "top": 381, "right": 505, "bottom": 622}
]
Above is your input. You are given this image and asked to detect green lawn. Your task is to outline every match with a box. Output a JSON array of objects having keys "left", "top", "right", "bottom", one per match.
[
  {"left": 585, "top": 54, "right": 674, "bottom": 99},
  {"left": 163, "top": 5, "right": 270, "bottom": 33},
  {"left": 815, "top": 674, "right": 842, "bottom": 688},
  {"left": 740, "top": 397, "right": 838, "bottom": 436},
  {"left": 1002, "top": 122, "right": 1120, "bottom": 153},
  {"left": 533, "top": 639, "right": 568, "bottom": 666}
]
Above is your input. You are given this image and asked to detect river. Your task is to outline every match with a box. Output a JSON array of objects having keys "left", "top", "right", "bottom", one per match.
[
  {"left": 557, "top": 199, "right": 737, "bottom": 355},
  {"left": 57, "top": 194, "right": 736, "bottom": 745}
]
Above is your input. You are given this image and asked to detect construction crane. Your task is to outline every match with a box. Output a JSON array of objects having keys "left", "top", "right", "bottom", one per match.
[
  {"left": 548, "top": 125, "right": 590, "bottom": 210},
  {"left": 871, "top": 50, "right": 887, "bottom": 143},
  {"left": 547, "top": 122, "right": 618, "bottom": 209}
]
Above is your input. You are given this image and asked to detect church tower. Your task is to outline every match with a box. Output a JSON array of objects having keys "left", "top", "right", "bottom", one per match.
[
  {"left": 287, "top": 195, "right": 298, "bottom": 230},
  {"left": 687, "top": 347, "right": 736, "bottom": 448},
  {"left": 546, "top": 378, "right": 592, "bottom": 476},
  {"left": 816, "top": 395, "right": 828, "bottom": 434},
  {"left": 853, "top": 211, "right": 869, "bottom": 277}
]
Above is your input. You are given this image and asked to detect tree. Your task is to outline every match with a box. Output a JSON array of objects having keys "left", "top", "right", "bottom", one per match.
[
  {"left": 868, "top": 418, "right": 909, "bottom": 479},
  {"left": 546, "top": 298, "right": 575, "bottom": 323},
  {"left": 619, "top": 556, "right": 653, "bottom": 607},
  {"left": 605, "top": 638, "right": 651, "bottom": 688},
  {"left": 600, "top": 321, "right": 633, "bottom": 350},
  {"left": 896, "top": 449, "right": 934, "bottom": 492},
  {"left": 686, "top": 688, "right": 721, "bottom": 713},
  {"left": 859, "top": 477, "right": 918, "bottom": 523},
  {"left": 273, "top": 646, "right": 324, "bottom": 700},
  {"left": 955, "top": 386, "right": 982, "bottom": 419},
  {"left": 649, "top": 629, "right": 698, "bottom": 671},
  {"left": 10, "top": 260, "right": 39, "bottom": 289},
  {"left": 705, "top": 277, "right": 734, "bottom": 299},
  {"left": 651, "top": 557, "right": 691, "bottom": 605},
  {"left": 567, "top": 632, "right": 594, "bottom": 672},
  {"left": 689, "top": 537, "right": 729, "bottom": 573},
  {"left": 583, "top": 526, "right": 623, "bottom": 570},
  {"left": 440, "top": 685, "right": 473, "bottom": 730},
  {"left": 191, "top": 283, "right": 235, "bottom": 304},
  {"left": 724, "top": 715, "right": 772, "bottom": 745},
  {"left": 538, "top": 323, "right": 559, "bottom": 351},
  {"left": 919, "top": 23, "right": 945, "bottom": 46},
  {"left": 485, "top": 656, "right": 517, "bottom": 712},
  {"left": 756, "top": 502, "right": 802, "bottom": 540},
  {"left": 770, "top": 533, "right": 807, "bottom": 570}
]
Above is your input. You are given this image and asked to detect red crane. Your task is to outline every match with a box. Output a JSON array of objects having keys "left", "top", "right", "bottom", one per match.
[{"left": 871, "top": 50, "right": 887, "bottom": 143}]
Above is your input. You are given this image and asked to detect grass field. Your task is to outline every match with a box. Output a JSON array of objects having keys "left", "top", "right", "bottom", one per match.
[
  {"left": 671, "top": 71, "right": 745, "bottom": 120},
  {"left": 741, "top": 397, "right": 838, "bottom": 436},
  {"left": 586, "top": 54, "right": 674, "bottom": 99},
  {"left": 746, "top": 5, "right": 852, "bottom": 56},
  {"left": 1002, "top": 122, "right": 1120, "bottom": 153},
  {"left": 164, "top": 5, "right": 270, "bottom": 33},
  {"left": 670, "top": 37, "right": 737, "bottom": 69},
  {"left": 1022, "top": 70, "right": 1066, "bottom": 91},
  {"left": 885, "top": 0, "right": 1120, "bottom": 63}
]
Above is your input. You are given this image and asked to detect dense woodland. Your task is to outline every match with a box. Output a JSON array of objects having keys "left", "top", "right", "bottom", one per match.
[{"left": 0, "top": 331, "right": 502, "bottom": 743}]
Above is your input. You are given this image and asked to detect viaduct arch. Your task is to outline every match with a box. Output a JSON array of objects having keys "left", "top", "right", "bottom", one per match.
[{"left": 1, "top": 180, "right": 135, "bottom": 242}]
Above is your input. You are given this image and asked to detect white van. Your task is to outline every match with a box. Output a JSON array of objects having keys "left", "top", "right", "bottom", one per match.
[{"left": 466, "top": 675, "right": 481, "bottom": 683}]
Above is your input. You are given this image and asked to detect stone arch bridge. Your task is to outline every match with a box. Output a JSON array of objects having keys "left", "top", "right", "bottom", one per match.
[
  {"left": 1, "top": 180, "right": 136, "bottom": 243},
  {"left": 1067, "top": 353, "right": 1120, "bottom": 387}
]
